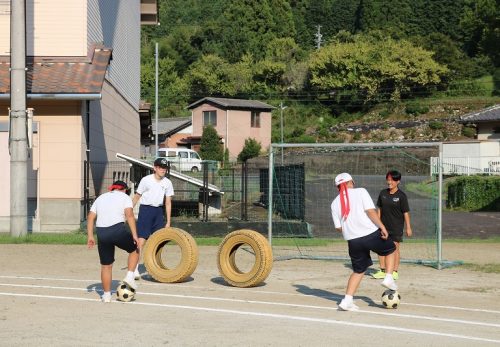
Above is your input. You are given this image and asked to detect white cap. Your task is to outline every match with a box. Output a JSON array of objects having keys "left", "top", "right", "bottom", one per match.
[{"left": 335, "top": 173, "right": 353, "bottom": 186}]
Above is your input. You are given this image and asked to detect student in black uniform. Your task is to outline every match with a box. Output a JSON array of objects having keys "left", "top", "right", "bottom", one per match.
[{"left": 372, "top": 170, "right": 412, "bottom": 280}]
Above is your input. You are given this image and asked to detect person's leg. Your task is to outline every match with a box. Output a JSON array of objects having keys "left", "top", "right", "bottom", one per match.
[
  {"left": 381, "top": 250, "right": 398, "bottom": 290},
  {"left": 101, "top": 264, "right": 113, "bottom": 302},
  {"left": 339, "top": 272, "right": 364, "bottom": 311},
  {"left": 128, "top": 248, "right": 139, "bottom": 272},
  {"left": 372, "top": 255, "right": 386, "bottom": 278},
  {"left": 135, "top": 205, "right": 154, "bottom": 278},
  {"left": 346, "top": 272, "right": 364, "bottom": 296}
]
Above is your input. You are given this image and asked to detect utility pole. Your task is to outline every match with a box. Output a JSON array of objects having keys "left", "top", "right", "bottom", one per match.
[
  {"left": 154, "top": 42, "right": 159, "bottom": 156},
  {"left": 10, "top": 0, "right": 28, "bottom": 236},
  {"left": 279, "top": 102, "right": 287, "bottom": 165},
  {"left": 314, "top": 25, "right": 323, "bottom": 50}
]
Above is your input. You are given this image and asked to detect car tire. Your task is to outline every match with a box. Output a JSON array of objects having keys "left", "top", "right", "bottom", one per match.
[
  {"left": 143, "top": 227, "right": 199, "bottom": 283},
  {"left": 217, "top": 229, "right": 273, "bottom": 288}
]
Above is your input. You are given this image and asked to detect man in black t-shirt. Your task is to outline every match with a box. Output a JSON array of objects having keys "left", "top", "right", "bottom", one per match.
[{"left": 372, "top": 170, "right": 412, "bottom": 280}]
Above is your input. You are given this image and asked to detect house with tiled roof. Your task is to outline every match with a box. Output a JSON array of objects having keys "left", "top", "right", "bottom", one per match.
[
  {"left": 460, "top": 104, "right": 500, "bottom": 140},
  {"left": 187, "top": 97, "right": 274, "bottom": 159},
  {"left": 0, "top": 1, "right": 158, "bottom": 232}
]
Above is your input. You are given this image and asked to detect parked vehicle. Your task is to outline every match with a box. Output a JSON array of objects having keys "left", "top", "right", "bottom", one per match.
[{"left": 157, "top": 148, "right": 202, "bottom": 172}]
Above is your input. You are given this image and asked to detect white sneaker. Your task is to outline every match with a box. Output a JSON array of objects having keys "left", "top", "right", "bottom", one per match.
[
  {"left": 381, "top": 277, "right": 398, "bottom": 291},
  {"left": 134, "top": 269, "right": 141, "bottom": 280},
  {"left": 101, "top": 293, "right": 111, "bottom": 303},
  {"left": 122, "top": 277, "right": 138, "bottom": 291},
  {"left": 338, "top": 299, "right": 359, "bottom": 311}
]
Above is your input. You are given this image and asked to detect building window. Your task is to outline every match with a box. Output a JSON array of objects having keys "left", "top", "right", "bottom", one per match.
[
  {"left": 203, "top": 110, "right": 217, "bottom": 126},
  {"left": 251, "top": 111, "right": 260, "bottom": 128}
]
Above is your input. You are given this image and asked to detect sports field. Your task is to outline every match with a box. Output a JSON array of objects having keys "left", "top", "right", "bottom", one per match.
[{"left": 1, "top": 242, "right": 499, "bottom": 346}]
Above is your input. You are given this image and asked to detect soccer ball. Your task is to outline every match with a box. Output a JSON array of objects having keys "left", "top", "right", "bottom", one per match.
[
  {"left": 381, "top": 289, "right": 401, "bottom": 309},
  {"left": 116, "top": 281, "right": 136, "bottom": 302}
]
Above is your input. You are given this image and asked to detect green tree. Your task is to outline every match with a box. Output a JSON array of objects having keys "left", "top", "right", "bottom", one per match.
[
  {"left": 308, "top": 34, "right": 448, "bottom": 104},
  {"left": 461, "top": 0, "right": 500, "bottom": 66},
  {"left": 200, "top": 125, "right": 223, "bottom": 162},
  {"left": 140, "top": 57, "right": 189, "bottom": 117},
  {"left": 237, "top": 138, "right": 262, "bottom": 162},
  {"left": 218, "top": 0, "right": 295, "bottom": 63},
  {"left": 185, "top": 55, "right": 237, "bottom": 98}
]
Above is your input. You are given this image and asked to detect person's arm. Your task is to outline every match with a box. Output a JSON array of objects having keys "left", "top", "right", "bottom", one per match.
[
  {"left": 132, "top": 193, "right": 141, "bottom": 207},
  {"left": 164, "top": 196, "right": 172, "bottom": 227},
  {"left": 404, "top": 212, "right": 412, "bottom": 237},
  {"left": 125, "top": 207, "right": 139, "bottom": 245},
  {"left": 366, "top": 208, "right": 389, "bottom": 240},
  {"left": 87, "top": 212, "right": 96, "bottom": 249}
]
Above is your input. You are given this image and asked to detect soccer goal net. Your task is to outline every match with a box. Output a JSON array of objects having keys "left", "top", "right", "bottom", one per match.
[{"left": 266, "top": 142, "right": 447, "bottom": 269}]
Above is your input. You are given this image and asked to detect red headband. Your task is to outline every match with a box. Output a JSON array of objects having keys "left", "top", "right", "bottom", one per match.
[
  {"left": 338, "top": 182, "right": 350, "bottom": 220},
  {"left": 109, "top": 184, "right": 126, "bottom": 191}
]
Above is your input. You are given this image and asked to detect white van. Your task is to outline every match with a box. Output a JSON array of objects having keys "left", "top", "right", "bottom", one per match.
[{"left": 157, "top": 148, "right": 202, "bottom": 172}]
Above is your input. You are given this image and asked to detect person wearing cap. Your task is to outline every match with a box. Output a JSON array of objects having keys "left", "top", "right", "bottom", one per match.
[
  {"left": 331, "top": 173, "right": 398, "bottom": 311},
  {"left": 132, "top": 157, "right": 175, "bottom": 278},
  {"left": 87, "top": 180, "right": 139, "bottom": 302}
]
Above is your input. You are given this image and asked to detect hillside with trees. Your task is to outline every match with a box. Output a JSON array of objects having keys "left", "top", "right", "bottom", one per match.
[{"left": 141, "top": 0, "right": 500, "bottom": 144}]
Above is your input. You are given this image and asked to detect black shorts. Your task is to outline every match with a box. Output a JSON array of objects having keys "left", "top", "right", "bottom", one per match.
[
  {"left": 96, "top": 222, "right": 138, "bottom": 265},
  {"left": 347, "top": 230, "right": 396, "bottom": 274},
  {"left": 388, "top": 230, "right": 403, "bottom": 243}
]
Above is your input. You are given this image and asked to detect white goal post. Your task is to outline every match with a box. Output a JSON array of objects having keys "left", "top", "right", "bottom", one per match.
[{"left": 267, "top": 142, "right": 446, "bottom": 269}]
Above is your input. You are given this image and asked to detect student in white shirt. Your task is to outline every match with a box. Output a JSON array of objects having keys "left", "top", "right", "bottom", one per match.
[
  {"left": 132, "top": 157, "right": 174, "bottom": 278},
  {"left": 331, "top": 173, "right": 397, "bottom": 311},
  {"left": 87, "top": 180, "right": 139, "bottom": 302}
]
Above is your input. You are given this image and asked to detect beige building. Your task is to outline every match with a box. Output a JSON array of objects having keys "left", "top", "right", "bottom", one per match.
[
  {"left": 0, "top": 0, "right": 157, "bottom": 232},
  {"left": 187, "top": 97, "right": 274, "bottom": 160}
]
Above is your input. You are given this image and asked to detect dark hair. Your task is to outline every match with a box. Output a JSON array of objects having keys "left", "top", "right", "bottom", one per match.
[{"left": 386, "top": 170, "right": 401, "bottom": 181}]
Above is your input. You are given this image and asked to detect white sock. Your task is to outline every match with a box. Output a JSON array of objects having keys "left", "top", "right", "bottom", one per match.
[
  {"left": 344, "top": 295, "right": 353, "bottom": 303},
  {"left": 103, "top": 291, "right": 111, "bottom": 297},
  {"left": 384, "top": 274, "right": 394, "bottom": 282},
  {"left": 126, "top": 271, "right": 135, "bottom": 281}
]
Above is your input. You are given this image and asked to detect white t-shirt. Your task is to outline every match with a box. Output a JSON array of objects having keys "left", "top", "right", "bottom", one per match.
[
  {"left": 331, "top": 187, "right": 379, "bottom": 240},
  {"left": 136, "top": 174, "right": 174, "bottom": 207},
  {"left": 90, "top": 190, "right": 133, "bottom": 227}
]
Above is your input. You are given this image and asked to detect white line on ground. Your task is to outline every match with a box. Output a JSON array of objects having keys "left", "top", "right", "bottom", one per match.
[
  {"left": 1, "top": 282, "right": 499, "bottom": 329},
  {"left": 0, "top": 275, "right": 500, "bottom": 314},
  {"left": 2, "top": 274, "right": 499, "bottom": 314},
  {"left": 0, "top": 291, "right": 499, "bottom": 345}
]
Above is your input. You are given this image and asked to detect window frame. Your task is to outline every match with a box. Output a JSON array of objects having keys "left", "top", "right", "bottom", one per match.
[
  {"left": 203, "top": 110, "right": 217, "bottom": 126},
  {"left": 251, "top": 110, "right": 261, "bottom": 128}
]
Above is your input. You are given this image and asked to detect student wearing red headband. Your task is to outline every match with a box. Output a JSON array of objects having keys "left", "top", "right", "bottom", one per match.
[
  {"left": 87, "top": 180, "right": 139, "bottom": 302},
  {"left": 331, "top": 173, "right": 397, "bottom": 311}
]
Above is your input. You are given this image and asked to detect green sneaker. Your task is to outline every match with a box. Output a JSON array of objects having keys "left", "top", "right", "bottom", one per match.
[
  {"left": 392, "top": 271, "right": 399, "bottom": 280},
  {"left": 371, "top": 269, "right": 386, "bottom": 279}
]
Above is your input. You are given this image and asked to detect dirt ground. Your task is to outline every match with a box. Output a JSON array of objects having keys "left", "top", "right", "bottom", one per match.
[{"left": 1, "top": 242, "right": 499, "bottom": 346}]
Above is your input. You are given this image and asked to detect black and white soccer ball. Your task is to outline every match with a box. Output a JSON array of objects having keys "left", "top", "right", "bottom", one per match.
[
  {"left": 381, "top": 289, "right": 401, "bottom": 309},
  {"left": 116, "top": 281, "right": 136, "bottom": 302}
]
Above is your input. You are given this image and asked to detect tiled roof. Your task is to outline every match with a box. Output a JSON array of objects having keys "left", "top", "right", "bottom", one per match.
[
  {"left": 187, "top": 97, "right": 275, "bottom": 111},
  {"left": 154, "top": 117, "right": 191, "bottom": 135},
  {"left": 460, "top": 104, "right": 500, "bottom": 123},
  {"left": 0, "top": 46, "right": 112, "bottom": 95}
]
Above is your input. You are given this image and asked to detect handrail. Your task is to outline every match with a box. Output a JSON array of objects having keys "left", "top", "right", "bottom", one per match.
[{"left": 115, "top": 153, "right": 224, "bottom": 195}]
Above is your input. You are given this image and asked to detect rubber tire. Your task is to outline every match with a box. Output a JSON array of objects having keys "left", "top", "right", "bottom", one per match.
[
  {"left": 143, "top": 227, "right": 199, "bottom": 283},
  {"left": 217, "top": 229, "right": 273, "bottom": 288}
]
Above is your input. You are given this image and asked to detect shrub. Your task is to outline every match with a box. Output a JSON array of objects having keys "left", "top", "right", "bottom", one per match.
[
  {"left": 461, "top": 126, "right": 476, "bottom": 138},
  {"left": 405, "top": 102, "right": 429, "bottom": 115},
  {"left": 429, "top": 121, "right": 444, "bottom": 130},
  {"left": 237, "top": 138, "right": 261, "bottom": 162},
  {"left": 447, "top": 176, "right": 500, "bottom": 211}
]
